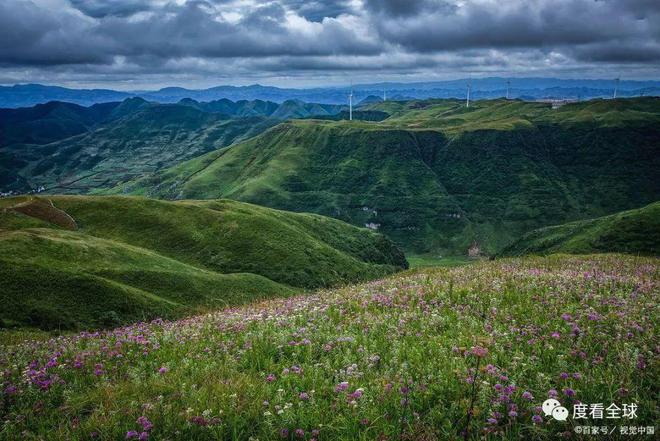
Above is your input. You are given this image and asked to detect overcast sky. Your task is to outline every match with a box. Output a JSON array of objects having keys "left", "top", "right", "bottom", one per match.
[{"left": 1, "top": 0, "right": 659, "bottom": 89}]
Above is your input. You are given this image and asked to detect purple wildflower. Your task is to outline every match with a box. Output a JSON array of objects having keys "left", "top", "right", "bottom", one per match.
[
  {"left": 137, "top": 416, "right": 153, "bottom": 432},
  {"left": 349, "top": 389, "right": 363, "bottom": 400},
  {"left": 190, "top": 416, "right": 209, "bottom": 426},
  {"left": 470, "top": 346, "right": 488, "bottom": 358}
]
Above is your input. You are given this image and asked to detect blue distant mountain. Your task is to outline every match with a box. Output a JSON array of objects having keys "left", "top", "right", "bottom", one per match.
[{"left": 1, "top": 78, "right": 659, "bottom": 108}]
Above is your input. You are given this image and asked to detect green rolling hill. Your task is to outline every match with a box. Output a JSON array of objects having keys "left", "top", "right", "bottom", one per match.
[
  {"left": 499, "top": 201, "right": 660, "bottom": 256},
  {"left": 116, "top": 98, "right": 660, "bottom": 255},
  {"left": 0, "top": 195, "right": 406, "bottom": 330}
]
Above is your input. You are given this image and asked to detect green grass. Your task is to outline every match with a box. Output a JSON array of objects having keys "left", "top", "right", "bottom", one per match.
[
  {"left": 117, "top": 98, "right": 660, "bottom": 255},
  {"left": 0, "top": 195, "right": 406, "bottom": 330},
  {"left": 0, "top": 254, "right": 656, "bottom": 440},
  {"left": 406, "top": 254, "right": 471, "bottom": 268},
  {"left": 499, "top": 201, "right": 660, "bottom": 256}
]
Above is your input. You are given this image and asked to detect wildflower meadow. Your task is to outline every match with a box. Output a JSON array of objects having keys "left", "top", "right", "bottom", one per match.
[{"left": 1, "top": 254, "right": 657, "bottom": 440}]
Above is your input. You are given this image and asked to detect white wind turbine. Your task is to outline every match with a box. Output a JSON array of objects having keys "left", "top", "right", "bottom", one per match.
[
  {"left": 466, "top": 80, "right": 472, "bottom": 108},
  {"left": 348, "top": 83, "right": 354, "bottom": 120},
  {"left": 613, "top": 77, "right": 620, "bottom": 99}
]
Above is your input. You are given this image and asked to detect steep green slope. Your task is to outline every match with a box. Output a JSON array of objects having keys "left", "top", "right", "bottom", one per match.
[
  {"left": 0, "top": 196, "right": 406, "bottom": 330},
  {"left": 118, "top": 98, "right": 660, "bottom": 255},
  {"left": 499, "top": 202, "right": 660, "bottom": 256}
]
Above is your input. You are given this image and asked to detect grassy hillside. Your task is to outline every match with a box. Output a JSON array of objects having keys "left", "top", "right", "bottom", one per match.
[
  {"left": 118, "top": 98, "right": 660, "bottom": 255},
  {"left": 500, "top": 201, "right": 660, "bottom": 256},
  {"left": 0, "top": 196, "right": 406, "bottom": 330},
  {"left": 0, "top": 254, "right": 656, "bottom": 439}
]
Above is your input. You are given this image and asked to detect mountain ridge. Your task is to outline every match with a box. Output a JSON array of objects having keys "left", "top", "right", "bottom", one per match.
[{"left": 3, "top": 77, "right": 660, "bottom": 107}]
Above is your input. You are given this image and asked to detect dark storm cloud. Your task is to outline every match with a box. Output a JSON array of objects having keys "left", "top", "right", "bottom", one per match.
[
  {"left": 87, "top": 0, "right": 379, "bottom": 61},
  {"left": 0, "top": 0, "right": 113, "bottom": 65},
  {"left": 69, "top": 0, "right": 154, "bottom": 18},
  {"left": 370, "top": 0, "right": 655, "bottom": 51},
  {"left": 571, "top": 42, "right": 660, "bottom": 63},
  {"left": 364, "top": 0, "right": 456, "bottom": 17},
  {"left": 0, "top": 0, "right": 658, "bottom": 86},
  {"left": 279, "top": 0, "right": 356, "bottom": 22}
]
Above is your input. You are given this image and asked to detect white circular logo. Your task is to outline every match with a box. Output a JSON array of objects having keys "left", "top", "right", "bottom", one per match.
[
  {"left": 542, "top": 398, "right": 561, "bottom": 416},
  {"left": 552, "top": 406, "right": 569, "bottom": 421}
]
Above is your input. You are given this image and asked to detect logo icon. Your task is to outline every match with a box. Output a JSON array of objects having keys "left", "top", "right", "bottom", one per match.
[{"left": 542, "top": 399, "right": 569, "bottom": 421}]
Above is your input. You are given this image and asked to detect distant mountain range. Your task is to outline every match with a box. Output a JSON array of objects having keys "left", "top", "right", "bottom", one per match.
[{"left": 2, "top": 78, "right": 660, "bottom": 108}]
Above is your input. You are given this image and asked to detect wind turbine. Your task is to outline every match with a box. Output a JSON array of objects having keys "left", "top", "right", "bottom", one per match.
[
  {"left": 383, "top": 88, "right": 387, "bottom": 102},
  {"left": 348, "top": 83, "right": 353, "bottom": 121},
  {"left": 506, "top": 79, "right": 511, "bottom": 100},
  {"left": 613, "top": 77, "right": 620, "bottom": 99},
  {"left": 466, "top": 80, "right": 471, "bottom": 108}
]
